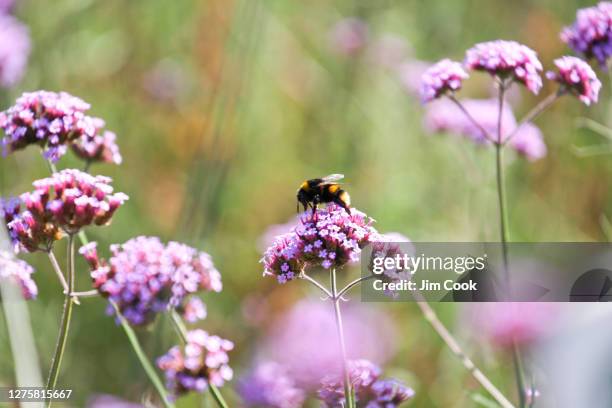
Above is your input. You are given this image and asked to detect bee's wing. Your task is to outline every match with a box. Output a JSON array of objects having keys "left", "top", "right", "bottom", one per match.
[{"left": 320, "top": 174, "right": 345, "bottom": 185}]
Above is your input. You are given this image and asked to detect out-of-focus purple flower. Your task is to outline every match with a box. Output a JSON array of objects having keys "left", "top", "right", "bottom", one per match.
[
  {"left": 369, "top": 233, "right": 414, "bottom": 295},
  {"left": 509, "top": 123, "right": 547, "bottom": 162},
  {"left": 420, "top": 59, "right": 469, "bottom": 102},
  {"left": 0, "top": 250, "right": 37, "bottom": 299},
  {"left": 465, "top": 40, "right": 543, "bottom": 94},
  {"left": 330, "top": 18, "right": 368, "bottom": 56},
  {"left": 317, "top": 359, "right": 414, "bottom": 408},
  {"left": 87, "top": 395, "right": 144, "bottom": 408},
  {"left": 0, "top": 15, "right": 29, "bottom": 88},
  {"left": 261, "top": 204, "right": 379, "bottom": 284},
  {"left": 424, "top": 98, "right": 547, "bottom": 160},
  {"left": 0, "top": 91, "right": 118, "bottom": 163},
  {"left": 71, "top": 130, "right": 122, "bottom": 165},
  {"left": 142, "top": 59, "right": 191, "bottom": 105},
  {"left": 179, "top": 296, "right": 207, "bottom": 323},
  {"left": 262, "top": 299, "right": 397, "bottom": 390},
  {"left": 546, "top": 56, "right": 601, "bottom": 105},
  {"left": 258, "top": 215, "right": 300, "bottom": 252},
  {"left": 82, "top": 236, "right": 221, "bottom": 326},
  {"left": 157, "top": 329, "right": 233, "bottom": 398},
  {"left": 368, "top": 34, "right": 410, "bottom": 69},
  {"left": 238, "top": 361, "right": 306, "bottom": 408},
  {"left": 2, "top": 170, "right": 127, "bottom": 252},
  {"left": 398, "top": 60, "right": 431, "bottom": 96},
  {"left": 0, "top": 0, "right": 15, "bottom": 12},
  {"left": 561, "top": 2, "right": 612, "bottom": 68},
  {"left": 467, "top": 302, "right": 558, "bottom": 348}
]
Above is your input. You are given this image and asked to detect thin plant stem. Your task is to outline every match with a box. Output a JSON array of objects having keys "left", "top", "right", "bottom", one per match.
[
  {"left": 111, "top": 301, "right": 174, "bottom": 408},
  {"left": 45, "top": 235, "right": 75, "bottom": 403},
  {"left": 70, "top": 290, "right": 99, "bottom": 298},
  {"left": 496, "top": 83, "right": 526, "bottom": 408},
  {"left": 337, "top": 275, "right": 374, "bottom": 299},
  {"left": 448, "top": 95, "right": 495, "bottom": 142},
  {"left": 300, "top": 271, "right": 333, "bottom": 299},
  {"left": 413, "top": 292, "right": 515, "bottom": 408},
  {"left": 168, "top": 309, "right": 229, "bottom": 408},
  {"left": 330, "top": 268, "right": 354, "bottom": 408},
  {"left": 503, "top": 91, "right": 561, "bottom": 145},
  {"left": 46, "top": 250, "right": 68, "bottom": 294}
]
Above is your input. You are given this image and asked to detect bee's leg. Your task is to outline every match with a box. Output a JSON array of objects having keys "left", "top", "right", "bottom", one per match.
[
  {"left": 334, "top": 197, "right": 351, "bottom": 214},
  {"left": 312, "top": 196, "right": 320, "bottom": 220}
]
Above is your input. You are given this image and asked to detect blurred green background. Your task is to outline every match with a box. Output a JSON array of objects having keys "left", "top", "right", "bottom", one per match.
[{"left": 0, "top": 0, "right": 611, "bottom": 406}]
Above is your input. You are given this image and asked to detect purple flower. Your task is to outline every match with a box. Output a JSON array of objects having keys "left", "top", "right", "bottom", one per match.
[
  {"left": 420, "top": 59, "right": 469, "bottom": 102},
  {"left": 424, "top": 98, "right": 547, "bottom": 160},
  {"left": 71, "top": 130, "right": 122, "bottom": 165},
  {"left": 87, "top": 395, "right": 144, "bottom": 408},
  {"left": 465, "top": 40, "right": 543, "bottom": 94},
  {"left": 179, "top": 296, "right": 207, "bottom": 323},
  {"left": 82, "top": 236, "right": 221, "bottom": 326},
  {"left": 0, "top": 0, "right": 15, "bottom": 13},
  {"left": 317, "top": 360, "right": 414, "bottom": 408},
  {"left": 238, "top": 361, "right": 306, "bottom": 408},
  {"left": 561, "top": 2, "right": 612, "bottom": 68},
  {"left": 2, "top": 170, "right": 127, "bottom": 252},
  {"left": 546, "top": 56, "right": 601, "bottom": 105},
  {"left": 330, "top": 18, "right": 368, "bottom": 56},
  {"left": 157, "top": 329, "right": 233, "bottom": 398},
  {"left": 398, "top": 60, "right": 431, "bottom": 96},
  {"left": 0, "top": 14, "right": 29, "bottom": 88},
  {"left": 262, "top": 299, "right": 397, "bottom": 390},
  {"left": 0, "top": 250, "right": 37, "bottom": 300},
  {"left": 261, "top": 204, "right": 379, "bottom": 283},
  {"left": 0, "top": 91, "right": 118, "bottom": 162}
]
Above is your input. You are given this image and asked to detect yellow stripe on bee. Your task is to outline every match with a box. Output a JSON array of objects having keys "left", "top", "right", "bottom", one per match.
[
  {"left": 300, "top": 181, "right": 308, "bottom": 190},
  {"left": 340, "top": 191, "right": 350, "bottom": 205},
  {"left": 328, "top": 184, "right": 340, "bottom": 193}
]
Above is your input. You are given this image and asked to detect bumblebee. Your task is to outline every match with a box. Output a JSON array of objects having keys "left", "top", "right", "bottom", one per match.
[{"left": 296, "top": 174, "right": 351, "bottom": 214}]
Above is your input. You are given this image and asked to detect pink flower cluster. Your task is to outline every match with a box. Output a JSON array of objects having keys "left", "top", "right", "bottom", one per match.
[
  {"left": 238, "top": 361, "right": 306, "bottom": 408},
  {"left": 0, "top": 14, "right": 30, "bottom": 88},
  {"left": 317, "top": 359, "right": 414, "bottom": 407},
  {"left": 561, "top": 2, "right": 612, "bottom": 68},
  {"left": 0, "top": 251, "right": 37, "bottom": 300},
  {"left": 80, "top": 236, "right": 221, "bottom": 326},
  {"left": 0, "top": 90, "right": 121, "bottom": 163},
  {"left": 420, "top": 59, "right": 469, "bottom": 102},
  {"left": 71, "top": 130, "right": 122, "bottom": 165},
  {"left": 3, "top": 170, "right": 127, "bottom": 252},
  {"left": 546, "top": 56, "right": 601, "bottom": 105},
  {"left": 157, "top": 329, "right": 233, "bottom": 398},
  {"left": 261, "top": 204, "right": 379, "bottom": 284},
  {"left": 465, "top": 40, "right": 543, "bottom": 94}
]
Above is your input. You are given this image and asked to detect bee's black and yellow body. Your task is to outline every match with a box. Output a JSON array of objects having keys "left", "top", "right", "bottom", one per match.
[{"left": 296, "top": 174, "right": 351, "bottom": 214}]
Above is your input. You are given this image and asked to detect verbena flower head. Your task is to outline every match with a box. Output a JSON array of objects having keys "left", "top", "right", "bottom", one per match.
[
  {"left": 0, "top": 91, "right": 119, "bottom": 162},
  {"left": 0, "top": 15, "right": 30, "bottom": 88},
  {"left": 0, "top": 0, "right": 15, "bottom": 13},
  {"left": 420, "top": 59, "right": 469, "bottom": 102},
  {"left": 561, "top": 2, "right": 612, "bottom": 68},
  {"left": 0, "top": 251, "right": 37, "bottom": 300},
  {"left": 424, "top": 98, "right": 547, "bottom": 160},
  {"left": 330, "top": 18, "right": 368, "bottom": 56},
  {"left": 238, "top": 361, "right": 306, "bottom": 408},
  {"left": 546, "top": 56, "right": 601, "bottom": 105},
  {"left": 465, "top": 40, "right": 543, "bottom": 94},
  {"left": 157, "top": 329, "right": 233, "bottom": 398},
  {"left": 81, "top": 236, "right": 221, "bottom": 326},
  {"left": 71, "top": 130, "right": 122, "bottom": 165},
  {"left": 263, "top": 299, "right": 397, "bottom": 390},
  {"left": 317, "top": 359, "right": 414, "bottom": 407},
  {"left": 87, "top": 395, "right": 144, "bottom": 408},
  {"left": 2, "top": 170, "right": 127, "bottom": 252},
  {"left": 261, "top": 204, "right": 379, "bottom": 284}
]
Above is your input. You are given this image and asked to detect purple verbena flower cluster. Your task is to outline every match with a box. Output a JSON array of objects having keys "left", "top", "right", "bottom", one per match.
[
  {"left": 261, "top": 204, "right": 379, "bottom": 284},
  {"left": 0, "top": 90, "right": 121, "bottom": 163},
  {"left": 0, "top": 14, "right": 30, "bottom": 88},
  {"left": 561, "top": 2, "right": 612, "bottom": 68},
  {"left": 80, "top": 236, "right": 221, "bottom": 326},
  {"left": 157, "top": 329, "right": 233, "bottom": 398},
  {"left": 465, "top": 40, "right": 543, "bottom": 94},
  {"left": 238, "top": 361, "right": 306, "bottom": 408},
  {"left": 420, "top": 59, "right": 469, "bottom": 102},
  {"left": 2, "top": 170, "right": 127, "bottom": 252},
  {"left": 317, "top": 359, "right": 414, "bottom": 408},
  {"left": 546, "top": 56, "right": 601, "bottom": 105},
  {"left": 71, "top": 130, "right": 122, "bottom": 165},
  {"left": 0, "top": 250, "right": 37, "bottom": 299}
]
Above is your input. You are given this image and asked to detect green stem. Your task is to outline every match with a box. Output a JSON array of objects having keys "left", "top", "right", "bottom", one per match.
[
  {"left": 496, "top": 83, "right": 526, "bottom": 408},
  {"left": 111, "top": 301, "right": 174, "bottom": 408},
  {"left": 168, "top": 310, "right": 229, "bottom": 408},
  {"left": 330, "top": 268, "right": 354, "bottom": 408},
  {"left": 45, "top": 235, "right": 75, "bottom": 406}
]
